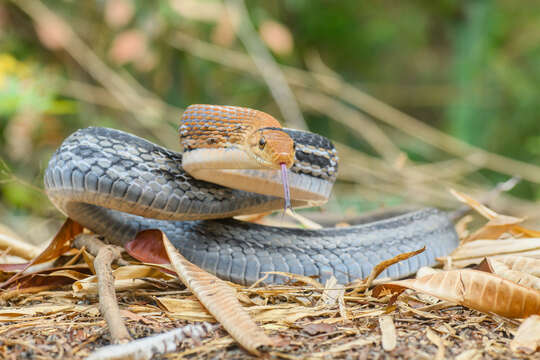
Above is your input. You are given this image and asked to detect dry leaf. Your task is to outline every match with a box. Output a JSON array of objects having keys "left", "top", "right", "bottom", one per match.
[
  {"left": 450, "top": 189, "right": 540, "bottom": 241},
  {"left": 302, "top": 323, "right": 336, "bottom": 336},
  {"left": 497, "top": 255, "right": 540, "bottom": 277},
  {"left": 375, "top": 269, "right": 540, "bottom": 318},
  {"left": 73, "top": 264, "right": 175, "bottom": 294},
  {"left": 125, "top": 231, "right": 169, "bottom": 264},
  {"left": 156, "top": 297, "right": 214, "bottom": 322},
  {"left": 482, "top": 258, "right": 540, "bottom": 290},
  {"left": 416, "top": 266, "right": 441, "bottom": 278},
  {"left": 0, "top": 219, "right": 83, "bottom": 289},
  {"left": 154, "top": 229, "right": 274, "bottom": 355},
  {"left": 2, "top": 266, "right": 90, "bottom": 293},
  {"left": 449, "top": 238, "right": 540, "bottom": 267},
  {"left": 510, "top": 315, "right": 540, "bottom": 354}
]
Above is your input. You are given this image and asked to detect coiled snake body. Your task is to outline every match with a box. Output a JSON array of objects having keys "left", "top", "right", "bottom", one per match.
[{"left": 45, "top": 105, "right": 458, "bottom": 285}]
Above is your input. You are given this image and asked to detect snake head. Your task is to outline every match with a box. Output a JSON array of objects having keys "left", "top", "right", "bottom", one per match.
[{"left": 246, "top": 127, "right": 296, "bottom": 169}]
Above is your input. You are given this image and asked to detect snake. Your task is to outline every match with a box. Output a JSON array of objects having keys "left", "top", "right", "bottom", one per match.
[{"left": 44, "top": 105, "right": 459, "bottom": 285}]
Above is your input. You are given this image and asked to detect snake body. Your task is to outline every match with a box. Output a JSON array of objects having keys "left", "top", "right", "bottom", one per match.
[{"left": 44, "top": 107, "right": 459, "bottom": 285}]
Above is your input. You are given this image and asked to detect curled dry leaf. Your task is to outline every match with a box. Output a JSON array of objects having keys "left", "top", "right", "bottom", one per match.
[
  {"left": 151, "top": 229, "right": 274, "bottom": 355},
  {"left": 0, "top": 219, "right": 83, "bottom": 289},
  {"left": 448, "top": 238, "right": 540, "bottom": 268},
  {"left": 375, "top": 269, "right": 540, "bottom": 318},
  {"left": 481, "top": 258, "right": 540, "bottom": 290},
  {"left": 497, "top": 255, "right": 540, "bottom": 277},
  {"left": 352, "top": 247, "right": 425, "bottom": 292},
  {"left": 510, "top": 315, "right": 540, "bottom": 354},
  {"left": 450, "top": 189, "right": 540, "bottom": 241}
]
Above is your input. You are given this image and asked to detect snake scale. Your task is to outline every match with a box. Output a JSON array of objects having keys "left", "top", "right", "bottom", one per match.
[{"left": 44, "top": 105, "right": 459, "bottom": 285}]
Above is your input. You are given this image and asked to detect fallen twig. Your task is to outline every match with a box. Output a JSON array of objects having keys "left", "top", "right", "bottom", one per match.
[
  {"left": 86, "top": 322, "right": 216, "bottom": 360},
  {"left": 94, "top": 244, "right": 131, "bottom": 343}
]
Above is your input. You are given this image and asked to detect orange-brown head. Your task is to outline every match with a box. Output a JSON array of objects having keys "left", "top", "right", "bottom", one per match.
[{"left": 246, "top": 127, "right": 296, "bottom": 169}]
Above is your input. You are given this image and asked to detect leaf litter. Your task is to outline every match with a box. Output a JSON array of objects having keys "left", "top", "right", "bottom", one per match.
[{"left": 0, "top": 191, "right": 538, "bottom": 358}]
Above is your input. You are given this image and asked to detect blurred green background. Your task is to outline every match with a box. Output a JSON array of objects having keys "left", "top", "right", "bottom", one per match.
[{"left": 1, "top": 0, "right": 539, "bottom": 242}]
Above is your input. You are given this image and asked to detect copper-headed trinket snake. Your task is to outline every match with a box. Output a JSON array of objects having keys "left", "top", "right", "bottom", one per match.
[{"left": 45, "top": 105, "right": 458, "bottom": 285}]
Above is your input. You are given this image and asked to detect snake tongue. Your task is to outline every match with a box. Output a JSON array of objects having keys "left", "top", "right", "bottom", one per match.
[{"left": 280, "top": 163, "right": 292, "bottom": 212}]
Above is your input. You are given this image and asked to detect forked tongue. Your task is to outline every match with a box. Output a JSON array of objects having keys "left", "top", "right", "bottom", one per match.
[{"left": 280, "top": 163, "right": 292, "bottom": 213}]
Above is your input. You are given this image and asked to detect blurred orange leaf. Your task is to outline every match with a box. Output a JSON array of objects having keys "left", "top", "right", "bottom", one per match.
[
  {"left": 109, "top": 29, "right": 147, "bottom": 65},
  {"left": 34, "top": 14, "right": 71, "bottom": 50},
  {"left": 259, "top": 20, "right": 293, "bottom": 56},
  {"left": 105, "top": 0, "right": 134, "bottom": 28}
]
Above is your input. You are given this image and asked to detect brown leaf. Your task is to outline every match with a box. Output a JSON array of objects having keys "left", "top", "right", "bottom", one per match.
[
  {"left": 482, "top": 258, "right": 540, "bottom": 290},
  {"left": 0, "top": 219, "right": 83, "bottom": 289},
  {"left": 125, "top": 229, "right": 169, "bottom": 264},
  {"left": 497, "top": 255, "right": 540, "bottom": 277},
  {"left": 449, "top": 238, "right": 540, "bottom": 267},
  {"left": 155, "top": 230, "right": 275, "bottom": 355},
  {"left": 2, "top": 265, "right": 91, "bottom": 291},
  {"left": 302, "top": 323, "right": 336, "bottom": 336},
  {"left": 510, "top": 315, "right": 540, "bottom": 354},
  {"left": 375, "top": 269, "right": 540, "bottom": 318},
  {"left": 450, "top": 189, "right": 540, "bottom": 241}
]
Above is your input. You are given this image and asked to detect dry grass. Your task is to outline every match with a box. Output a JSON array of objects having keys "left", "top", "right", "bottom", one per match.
[{"left": 0, "top": 282, "right": 529, "bottom": 359}]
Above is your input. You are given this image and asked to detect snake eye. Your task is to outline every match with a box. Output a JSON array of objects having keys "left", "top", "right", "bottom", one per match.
[{"left": 258, "top": 137, "right": 266, "bottom": 150}]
